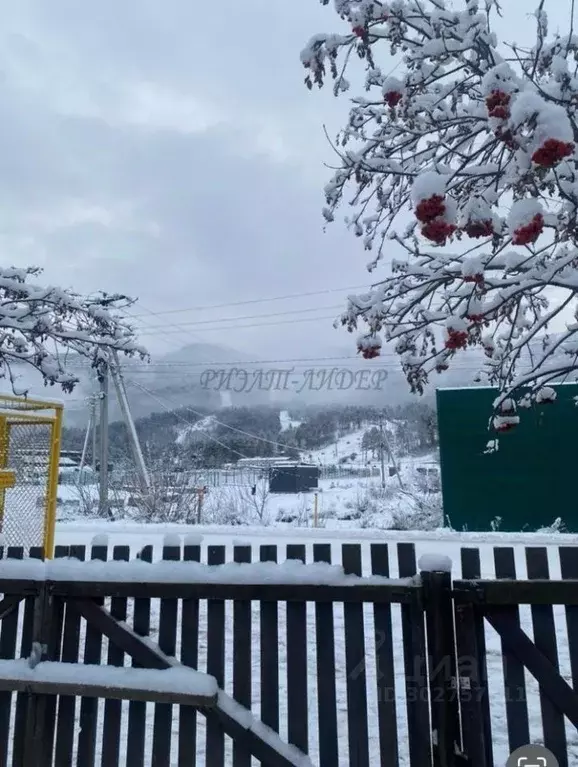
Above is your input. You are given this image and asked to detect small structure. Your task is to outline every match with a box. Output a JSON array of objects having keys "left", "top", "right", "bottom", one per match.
[
  {"left": 236, "top": 456, "right": 298, "bottom": 470},
  {"left": 58, "top": 464, "right": 96, "bottom": 485},
  {"left": 268, "top": 462, "right": 319, "bottom": 494}
]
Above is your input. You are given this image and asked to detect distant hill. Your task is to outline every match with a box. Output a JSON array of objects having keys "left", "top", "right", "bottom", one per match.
[
  {"left": 0, "top": 333, "right": 536, "bottom": 431},
  {"left": 0, "top": 341, "right": 268, "bottom": 428}
]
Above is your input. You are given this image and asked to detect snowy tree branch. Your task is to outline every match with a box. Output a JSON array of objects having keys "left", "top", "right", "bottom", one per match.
[
  {"left": 0, "top": 266, "right": 145, "bottom": 395},
  {"left": 303, "top": 0, "right": 578, "bottom": 428}
]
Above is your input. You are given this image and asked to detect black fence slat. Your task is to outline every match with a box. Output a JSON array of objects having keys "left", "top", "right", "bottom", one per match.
[
  {"left": 313, "top": 544, "right": 338, "bottom": 767},
  {"left": 560, "top": 547, "right": 578, "bottom": 703},
  {"left": 342, "top": 544, "right": 370, "bottom": 767},
  {"left": 526, "top": 547, "right": 567, "bottom": 767},
  {"left": 286, "top": 544, "right": 308, "bottom": 755},
  {"left": 493, "top": 547, "right": 530, "bottom": 753},
  {"left": 370, "top": 544, "right": 398, "bottom": 767},
  {"left": 126, "top": 545, "right": 153, "bottom": 767},
  {"left": 260, "top": 545, "right": 279, "bottom": 733},
  {"left": 179, "top": 543, "right": 201, "bottom": 767},
  {"left": 12, "top": 545, "right": 51, "bottom": 767},
  {"left": 205, "top": 545, "right": 226, "bottom": 767},
  {"left": 461, "top": 548, "right": 493, "bottom": 767},
  {"left": 0, "top": 548, "right": 25, "bottom": 767},
  {"left": 152, "top": 544, "right": 181, "bottom": 767},
  {"left": 37, "top": 542, "right": 66, "bottom": 763},
  {"left": 454, "top": 600, "right": 490, "bottom": 767},
  {"left": 55, "top": 544, "right": 85, "bottom": 764},
  {"left": 76, "top": 545, "right": 108, "bottom": 767},
  {"left": 397, "top": 543, "right": 431, "bottom": 767},
  {"left": 101, "top": 545, "right": 130, "bottom": 767},
  {"left": 232, "top": 545, "right": 252, "bottom": 767}
]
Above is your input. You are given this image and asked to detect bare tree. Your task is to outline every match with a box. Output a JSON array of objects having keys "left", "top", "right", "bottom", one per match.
[{"left": 233, "top": 482, "right": 271, "bottom": 524}]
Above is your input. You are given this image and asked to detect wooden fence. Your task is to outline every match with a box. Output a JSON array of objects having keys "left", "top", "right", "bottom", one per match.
[{"left": 0, "top": 542, "right": 576, "bottom": 766}]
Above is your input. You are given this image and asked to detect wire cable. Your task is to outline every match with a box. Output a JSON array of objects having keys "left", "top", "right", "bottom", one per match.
[
  {"left": 129, "top": 284, "right": 373, "bottom": 318},
  {"left": 131, "top": 304, "right": 345, "bottom": 331}
]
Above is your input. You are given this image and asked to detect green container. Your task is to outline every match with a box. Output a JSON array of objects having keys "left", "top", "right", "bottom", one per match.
[{"left": 436, "top": 384, "right": 578, "bottom": 532}]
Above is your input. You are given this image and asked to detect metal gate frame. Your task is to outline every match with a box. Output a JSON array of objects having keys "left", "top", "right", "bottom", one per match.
[{"left": 0, "top": 394, "right": 63, "bottom": 558}]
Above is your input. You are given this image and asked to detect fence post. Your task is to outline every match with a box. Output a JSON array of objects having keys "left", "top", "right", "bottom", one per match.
[
  {"left": 420, "top": 554, "right": 461, "bottom": 767},
  {"left": 22, "top": 583, "right": 58, "bottom": 767}
]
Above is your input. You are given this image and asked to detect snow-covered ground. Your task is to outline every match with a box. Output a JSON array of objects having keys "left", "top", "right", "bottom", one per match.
[
  {"left": 51, "top": 461, "right": 440, "bottom": 532},
  {"left": 279, "top": 410, "right": 302, "bottom": 432},
  {"left": 175, "top": 415, "right": 216, "bottom": 445},
  {"left": 303, "top": 426, "right": 372, "bottom": 466},
  {"left": 46, "top": 521, "right": 578, "bottom": 765}
]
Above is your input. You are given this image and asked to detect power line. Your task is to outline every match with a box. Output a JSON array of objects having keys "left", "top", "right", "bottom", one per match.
[
  {"left": 125, "top": 304, "right": 208, "bottom": 349},
  {"left": 67, "top": 354, "right": 378, "bottom": 368},
  {"left": 129, "top": 284, "right": 373, "bottom": 319},
  {"left": 132, "top": 304, "right": 345, "bottom": 331},
  {"left": 136, "top": 314, "right": 342, "bottom": 335},
  {"left": 66, "top": 352, "right": 492, "bottom": 371}
]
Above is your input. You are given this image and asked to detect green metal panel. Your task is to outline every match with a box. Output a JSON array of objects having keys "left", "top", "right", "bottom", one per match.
[{"left": 436, "top": 384, "right": 578, "bottom": 532}]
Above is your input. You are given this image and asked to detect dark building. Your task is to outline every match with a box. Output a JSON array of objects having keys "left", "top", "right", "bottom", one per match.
[{"left": 269, "top": 463, "right": 320, "bottom": 494}]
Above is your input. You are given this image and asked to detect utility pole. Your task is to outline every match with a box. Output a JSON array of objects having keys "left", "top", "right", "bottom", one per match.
[
  {"left": 80, "top": 407, "right": 92, "bottom": 470},
  {"left": 110, "top": 352, "right": 151, "bottom": 495},
  {"left": 197, "top": 486, "right": 205, "bottom": 524},
  {"left": 98, "top": 363, "right": 110, "bottom": 519},
  {"left": 79, "top": 400, "right": 93, "bottom": 478},
  {"left": 378, "top": 416, "right": 387, "bottom": 489},
  {"left": 379, "top": 414, "right": 404, "bottom": 490},
  {"left": 91, "top": 397, "right": 97, "bottom": 472}
]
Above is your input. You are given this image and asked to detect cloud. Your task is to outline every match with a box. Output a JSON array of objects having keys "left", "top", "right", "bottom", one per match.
[{"left": 3, "top": 0, "right": 550, "bottom": 375}]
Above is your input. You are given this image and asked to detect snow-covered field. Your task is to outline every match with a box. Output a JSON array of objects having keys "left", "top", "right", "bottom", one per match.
[
  {"left": 45, "top": 521, "right": 578, "bottom": 766},
  {"left": 303, "top": 426, "right": 371, "bottom": 466},
  {"left": 52, "top": 448, "right": 441, "bottom": 532}
]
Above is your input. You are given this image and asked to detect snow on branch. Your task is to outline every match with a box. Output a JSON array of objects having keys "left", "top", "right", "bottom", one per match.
[
  {"left": 0, "top": 266, "right": 145, "bottom": 394},
  {"left": 302, "top": 0, "right": 578, "bottom": 427}
]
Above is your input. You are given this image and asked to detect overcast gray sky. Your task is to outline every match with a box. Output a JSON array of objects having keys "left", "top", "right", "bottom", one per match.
[{"left": 0, "top": 0, "right": 570, "bottom": 364}]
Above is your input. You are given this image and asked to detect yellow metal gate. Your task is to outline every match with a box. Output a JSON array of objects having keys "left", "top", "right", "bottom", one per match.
[{"left": 0, "top": 395, "right": 63, "bottom": 557}]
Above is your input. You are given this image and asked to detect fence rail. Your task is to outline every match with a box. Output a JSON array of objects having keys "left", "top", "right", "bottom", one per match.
[{"left": 0, "top": 542, "right": 576, "bottom": 765}]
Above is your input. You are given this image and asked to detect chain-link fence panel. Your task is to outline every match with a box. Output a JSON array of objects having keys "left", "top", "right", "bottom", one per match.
[
  {"left": 0, "top": 396, "right": 63, "bottom": 556},
  {"left": 0, "top": 420, "right": 53, "bottom": 549}
]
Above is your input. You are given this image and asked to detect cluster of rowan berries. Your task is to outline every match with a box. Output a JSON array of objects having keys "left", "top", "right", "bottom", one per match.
[
  {"left": 486, "top": 90, "right": 511, "bottom": 119},
  {"left": 462, "top": 273, "right": 485, "bottom": 285},
  {"left": 512, "top": 213, "right": 544, "bottom": 245},
  {"left": 415, "top": 195, "right": 445, "bottom": 223},
  {"left": 444, "top": 329, "right": 468, "bottom": 350},
  {"left": 422, "top": 220, "right": 457, "bottom": 245},
  {"left": 357, "top": 342, "right": 381, "bottom": 359},
  {"left": 384, "top": 90, "right": 402, "bottom": 107},
  {"left": 494, "top": 419, "right": 517, "bottom": 433},
  {"left": 464, "top": 220, "right": 494, "bottom": 239},
  {"left": 532, "top": 138, "right": 574, "bottom": 168}
]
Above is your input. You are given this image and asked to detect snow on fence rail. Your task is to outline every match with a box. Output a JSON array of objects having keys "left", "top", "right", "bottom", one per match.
[
  {"left": 0, "top": 542, "right": 576, "bottom": 766},
  {"left": 0, "top": 556, "right": 413, "bottom": 588}
]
